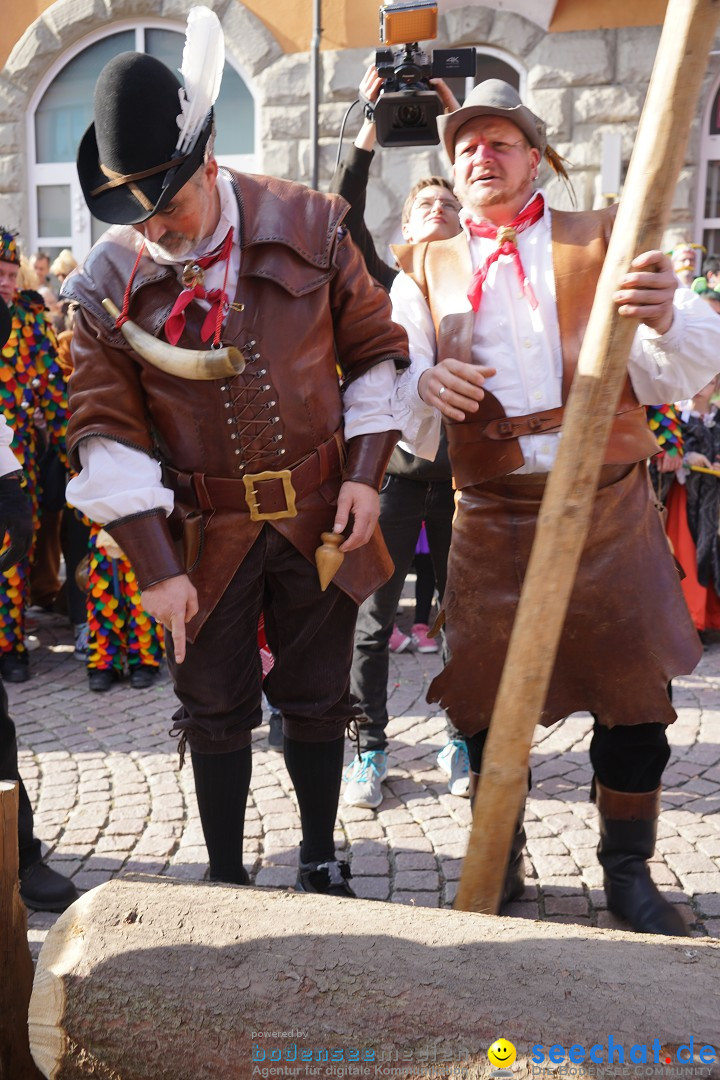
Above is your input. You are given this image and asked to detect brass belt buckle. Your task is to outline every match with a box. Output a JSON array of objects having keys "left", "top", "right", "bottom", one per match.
[{"left": 243, "top": 469, "right": 298, "bottom": 521}]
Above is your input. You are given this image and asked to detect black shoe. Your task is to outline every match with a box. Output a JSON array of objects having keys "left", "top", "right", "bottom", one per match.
[
  {"left": 603, "top": 861, "right": 689, "bottom": 936},
  {"left": 129, "top": 665, "right": 159, "bottom": 689},
  {"left": 0, "top": 652, "right": 29, "bottom": 683},
  {"left": 88, "top": 668, "right": 119, "bottom": 692},
  {"left": 502, "top": 852, "right": 526, "bottom": 905},
  {"left": 19, "top": 860, "right": 79, "bottom": 913},
  {"left": 296, "top": 859, "right": 355, "bottom": 897},
  {"left": 208, "top": 866, "right": 250, "bottom": 886},
  {"left": 268, "top": 710, "right": 283, "bottom": 750},
  {"left": 596, "top": 781, "right": 690, "bottom": 937},
  {"left": 469, "top": 770, "right": 527, "bottom": 907}
]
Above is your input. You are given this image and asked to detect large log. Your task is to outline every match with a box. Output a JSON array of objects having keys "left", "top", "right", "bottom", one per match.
[
  {"left": 29, "top": 877, "right": 720, "bottom": 1080},
  {"left": 0, "top": 781, "right": 43, "bottom": 1080}
]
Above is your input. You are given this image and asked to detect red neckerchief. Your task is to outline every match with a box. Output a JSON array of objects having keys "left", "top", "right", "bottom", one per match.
[
  {"left": 165, "top": 227, "right": 234, "bottom": 346},
  {"left": 465, "top": 193, "right": 544, "bottom": 312}
]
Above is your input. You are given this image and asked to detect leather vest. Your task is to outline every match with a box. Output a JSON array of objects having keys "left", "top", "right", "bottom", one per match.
[{"left": 393, "top": 205, "right": 659, "bottom": 488}]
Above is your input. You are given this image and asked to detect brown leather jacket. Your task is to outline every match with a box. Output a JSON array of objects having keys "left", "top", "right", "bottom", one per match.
[
  {"left": 393, "top": 204, "right": 660, "bottom": 487},
  {"left": 65, "top": 171, "right": 409, "bottom": 640}
]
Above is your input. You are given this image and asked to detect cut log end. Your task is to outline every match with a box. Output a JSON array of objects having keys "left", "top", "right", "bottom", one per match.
[{"left": 28, "top": 894, "right": 92, "bottom": 1079}]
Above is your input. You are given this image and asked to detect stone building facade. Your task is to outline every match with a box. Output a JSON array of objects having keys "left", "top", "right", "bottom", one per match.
[{"left": 1, "top": 1, "right": 720, "bottom": 264}]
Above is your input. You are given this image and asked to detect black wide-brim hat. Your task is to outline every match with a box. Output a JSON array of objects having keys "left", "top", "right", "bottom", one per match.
[
  {"left": 0, "top": 297, "right": 10, "bottom": 349},
  {"left": 77, "top": 51, "right": 213, "bottom": 226}
]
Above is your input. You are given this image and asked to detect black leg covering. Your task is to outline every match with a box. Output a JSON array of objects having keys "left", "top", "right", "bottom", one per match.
[
  {"left": 595, "top": 781, "right": 688, "bottom": 936},
  {"left": 589, "top": 721, "right": 670, "bottom": 793},
  {"left": 0, "top": 681, "right": 40, "bottom": 869},
  {"left": 284, "top": 735, "right": 344, "bottom": 864},
  {"left": 191, "top": 746, "right": 252, "bottom": 885},
  {"left": 467, "top": 725, "right": 529, "bottom": 908}
]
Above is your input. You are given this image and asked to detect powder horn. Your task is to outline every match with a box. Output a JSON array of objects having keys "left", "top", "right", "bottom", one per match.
[{"left": 101, "top": 299, "right": 246, "bottom": 380}]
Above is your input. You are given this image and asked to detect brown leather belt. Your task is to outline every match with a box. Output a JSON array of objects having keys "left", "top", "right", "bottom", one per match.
[
  {"left": 448, "top": 405, "right": 564, "bottom": 445},
  {"left": 164, "top": 430, "right": 344, "bottom": 521},
  {"left": 450, "top": 402, "right": 644, "bottom": 444},
  {"left": 480, "top": 462, "right": 633, "bottom": 497}
]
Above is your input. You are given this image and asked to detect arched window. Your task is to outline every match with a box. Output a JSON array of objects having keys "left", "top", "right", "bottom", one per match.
[
  {"left": 28, "top": 23, "right": 256, "bottom": 261},
  {"left": 697, "top": 78, "right": 720, "bottom": 267},
  {"left": 444, "top": 48, "right": 524, "bottom": 108}
]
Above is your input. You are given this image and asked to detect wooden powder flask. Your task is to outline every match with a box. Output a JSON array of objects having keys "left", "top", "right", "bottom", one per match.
[{"left": 315, "top": 531, "right": 344, "bottom": 590}]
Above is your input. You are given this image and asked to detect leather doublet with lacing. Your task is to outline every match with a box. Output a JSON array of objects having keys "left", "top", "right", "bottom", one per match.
[{"left": 65, "top": 171, "right": 409, "bottom": 638}]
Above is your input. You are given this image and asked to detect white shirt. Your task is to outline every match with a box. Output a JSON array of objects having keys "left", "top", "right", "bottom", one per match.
[
  {"left": 67, "top": 172, "right": 397, "bottom": 524},
  {"left": 0, "top": 415, "right": 20, "bottom": 476},
  {"left": 390, "top": 191, "right": 720, "bottom": 469}
]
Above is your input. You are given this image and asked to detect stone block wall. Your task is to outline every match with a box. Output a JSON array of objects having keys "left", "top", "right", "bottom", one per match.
[{"left": 2, "top": 2, "right": 720, "bottom": 256}]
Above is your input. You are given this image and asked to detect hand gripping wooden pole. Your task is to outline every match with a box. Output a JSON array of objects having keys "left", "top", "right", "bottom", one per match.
[{"left": 455, "top": 0, "right": 720, "bottom": 914}]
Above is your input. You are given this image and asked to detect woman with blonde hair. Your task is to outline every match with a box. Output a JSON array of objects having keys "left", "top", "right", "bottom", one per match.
[{"left": 50, "top": 249, "right": 77, "bottom": 284}]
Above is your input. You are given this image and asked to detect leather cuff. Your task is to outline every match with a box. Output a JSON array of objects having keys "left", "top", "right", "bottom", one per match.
[
  {"left": 594, "top": 780, "right": 661, "bottom": 821},
  {"left": 342, "top": 430, "right": 400, "bottom": 490},
  {"left": 105, "top": 508, "right": 185, "bottom": 590}
]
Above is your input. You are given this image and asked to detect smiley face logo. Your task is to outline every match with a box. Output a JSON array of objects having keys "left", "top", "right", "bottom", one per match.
[{"left": 488, "top": 1038, "right": 517, "bottom": 1069}]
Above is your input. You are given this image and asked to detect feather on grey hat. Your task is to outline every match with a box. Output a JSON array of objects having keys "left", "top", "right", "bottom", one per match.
[{"left": 437, "top": 79, "right": 547, "bottom": 163}]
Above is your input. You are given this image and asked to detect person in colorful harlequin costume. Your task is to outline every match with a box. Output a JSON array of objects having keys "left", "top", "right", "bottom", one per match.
[
  {"left": 646, "top": 403, "right": 685, "bottom": 507},
  {"left": 0, "top": 293, "right": 78, "bottom": 911},
  {"left": 85, "top": 522, "right": 165, "bottom": 691},
  {"left": 0, "top": 229, "right": 69, "bottom": 682}
]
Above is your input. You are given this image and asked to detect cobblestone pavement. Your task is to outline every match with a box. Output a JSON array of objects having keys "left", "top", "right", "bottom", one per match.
[{"left": 13, "top": 608, "right": 720, "bottom": 960}]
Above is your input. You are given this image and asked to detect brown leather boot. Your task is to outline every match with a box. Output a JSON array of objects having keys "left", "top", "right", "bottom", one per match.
[
  {"left": 595, "top": 780, "right": 689, "bottom": 936},
  {"left": 469, "top": 771, "right": 526, "bottom": 905}
]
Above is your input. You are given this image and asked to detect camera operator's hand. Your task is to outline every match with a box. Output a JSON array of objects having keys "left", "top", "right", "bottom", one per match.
[
  {"left": 356, "top": 64, "right": 383, "bottom": 152},
  {"left": 0, "top": 473, "right": 33, "bottom": 573},
  {"left": 428, "top": 78, "right": 460, "bottom": 114}
]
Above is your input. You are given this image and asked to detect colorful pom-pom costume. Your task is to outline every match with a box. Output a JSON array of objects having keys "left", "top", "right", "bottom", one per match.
[
  {"left": 0, "top": 229, "right": 69, "bottom": 666},
  {"left": 86, "top": 523, "right": 164, "bottom": 675}
]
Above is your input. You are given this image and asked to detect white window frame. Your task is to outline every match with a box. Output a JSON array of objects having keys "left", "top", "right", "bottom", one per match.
[
  {"left": 695, "top": 70, "right": 720, "bottom": 256},
  {"left": 26, "top": 20, "right": 258, "bottom": 260}
]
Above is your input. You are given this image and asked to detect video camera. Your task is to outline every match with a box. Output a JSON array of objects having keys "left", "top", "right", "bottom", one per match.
[{"left": 372, "top": 1, "right": 476, "bottom": 148}]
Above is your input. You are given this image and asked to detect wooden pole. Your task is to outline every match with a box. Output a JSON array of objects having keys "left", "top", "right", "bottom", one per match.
[
  {"left": 455, "top": 0, "right": 720, "bottom": 914},
  {"left": 0, "top": 780, "right": 44, "bottom": 1079}
]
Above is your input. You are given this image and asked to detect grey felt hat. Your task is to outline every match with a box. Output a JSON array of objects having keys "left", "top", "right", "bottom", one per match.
[{"left": 437, "top": 79, "right": 547, "bottom": 163}]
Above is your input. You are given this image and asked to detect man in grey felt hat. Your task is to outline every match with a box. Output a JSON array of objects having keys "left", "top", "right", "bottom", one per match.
[{"left": 390, "top": 78, "right": 720, "bottom": 936}]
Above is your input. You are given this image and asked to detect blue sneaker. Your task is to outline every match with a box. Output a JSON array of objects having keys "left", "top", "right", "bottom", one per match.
[
  {"left": 437, "top": 738, "right": 470, "bottom": 798},
  {"left": 343, "top": 750, "right": 388, "bottom": 809}
]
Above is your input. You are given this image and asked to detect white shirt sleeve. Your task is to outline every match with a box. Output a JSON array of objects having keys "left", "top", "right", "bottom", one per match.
[
  {"left": 342, "top": 359, "right": 398, "bottom": 439},
  {"left": 65, "top": 438, "right": 174, "bottom": 524},
  {"left": 628, "top": 288, "right": 720, "bottom": 404},
  {"left": 0, "top": 415, "right": 21, "bottom": 475},
  {"left": 388, "top": 272, "right": 441, "bottom": 460}
]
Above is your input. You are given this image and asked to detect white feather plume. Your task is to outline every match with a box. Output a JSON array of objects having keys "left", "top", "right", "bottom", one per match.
[{"left": 175, "top": 6, "right": 225, "bottom": 155}]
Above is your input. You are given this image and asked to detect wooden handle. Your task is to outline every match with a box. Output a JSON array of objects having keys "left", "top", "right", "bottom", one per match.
[{"left": 455, "top": 0, "right": 720, "bottom": 914}]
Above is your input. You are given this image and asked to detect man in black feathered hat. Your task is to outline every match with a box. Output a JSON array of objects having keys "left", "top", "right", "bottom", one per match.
[{"left": 64, "top": 7, "right": 408, "bottom": 896}]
